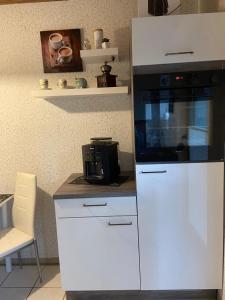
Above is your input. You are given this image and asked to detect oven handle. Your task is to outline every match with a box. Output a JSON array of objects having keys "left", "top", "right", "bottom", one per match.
[
  {"left": 108, "top": 221, "right": 133, "bottom": 226},
  {"left": 140, "top": 171, "right": 167, "bottom": 174},
  {"left": 83, "top": 203, "right": 107, "bottom": 207},
  {"left": 165, "top": 51, "right": 194, "bottom": 56}
]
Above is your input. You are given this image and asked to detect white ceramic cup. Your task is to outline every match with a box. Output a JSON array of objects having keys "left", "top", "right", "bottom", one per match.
[
  {"left": 57, "top": 46, "right": 73, "bottom": 64},
  {"left": 49, "top": 33, "right": 64, "bottom": 50}
]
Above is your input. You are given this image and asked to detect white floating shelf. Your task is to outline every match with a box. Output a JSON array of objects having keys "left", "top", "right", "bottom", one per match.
[
  {"left": 80, "top": 48, "right": 119, "bottom": 64},
  {"left": 31, "top": 86, "right": 129, "bottom": 99}
]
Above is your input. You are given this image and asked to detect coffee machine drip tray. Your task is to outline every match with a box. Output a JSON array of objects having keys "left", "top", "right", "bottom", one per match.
[{"left": 69, "top": 175, "right": 129, "bottom": 187}]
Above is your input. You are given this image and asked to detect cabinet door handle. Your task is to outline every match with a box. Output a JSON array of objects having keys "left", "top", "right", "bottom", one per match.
[
  {"left": 140, "top": 170, "right": 167, "bottom": 174},
  {"left": 108, "top": 221, "right": 133, "bottom": 226},
  {"left": 165, "top": 51, "right": 194, "bottom": 56},
  {"left": 83, "top": 203, "right": 107, "bottom": 207}
]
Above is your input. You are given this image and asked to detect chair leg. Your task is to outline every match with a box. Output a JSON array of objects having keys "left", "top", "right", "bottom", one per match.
[
  {"left": 17, "top": 251, "right": 23, "bottom": 269},
  {"left": 33, "top": 240, "right": 42, "bottom": 283},
  {"left": 5, "top": 256, "right": 12, "bottom": 273}
]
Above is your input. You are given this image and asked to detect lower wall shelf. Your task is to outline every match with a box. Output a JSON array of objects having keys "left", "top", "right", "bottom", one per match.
[{"left": 31, "top": 86, "right": 129, "bottom": 99}]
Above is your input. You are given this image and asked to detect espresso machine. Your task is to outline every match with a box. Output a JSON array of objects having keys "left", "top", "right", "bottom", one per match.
[{"left": 82, "top": 137, "right": 120, "bottom": 184}]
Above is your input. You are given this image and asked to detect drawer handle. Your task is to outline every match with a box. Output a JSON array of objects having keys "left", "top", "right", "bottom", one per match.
[
  {"left": 140, "top": 171, "right": 167, "bottom": 174},
  {"left": 83, "top": 203, "right": 107, "bottom": 207},
  {"left": 165, "top": 51, "right": 194, "bottom": 56},
  {"left": 108, "top": 221, "right": 133, "bottom": 226}
]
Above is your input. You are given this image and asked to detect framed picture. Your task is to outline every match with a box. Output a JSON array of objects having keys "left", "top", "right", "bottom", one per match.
[{"left": 40, "top": 29, "right": 83, "bottom": 73}]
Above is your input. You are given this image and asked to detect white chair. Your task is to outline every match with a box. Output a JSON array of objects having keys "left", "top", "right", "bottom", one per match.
[{"left": 0, "top": 172, "right": 42, "bottom": 282}]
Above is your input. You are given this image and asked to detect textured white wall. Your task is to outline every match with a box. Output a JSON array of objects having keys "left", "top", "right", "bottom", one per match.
[
  {"left": 219, "top": 0, "right": 225, "bottom": 10},
  {"left": 180, "top": 0, "right": 225, "bottom": 13},
  {"left": 0, "top": 0, "right": 137, "bottom": 258}
]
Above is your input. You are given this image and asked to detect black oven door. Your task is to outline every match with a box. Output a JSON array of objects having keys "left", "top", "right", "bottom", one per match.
[{"left": 134, "top": 71, "right": 225, "bottom": 163}]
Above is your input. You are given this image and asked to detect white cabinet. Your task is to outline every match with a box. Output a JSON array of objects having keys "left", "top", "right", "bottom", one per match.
[
  {"left": 55, "top": 197, "right": 140, "bottom": 291},
  {"left": 136, "top": 162, "right": 224, "bottom": 290},
  {"left": 132, "top": 12, "right": 225, "bottom": 67}
]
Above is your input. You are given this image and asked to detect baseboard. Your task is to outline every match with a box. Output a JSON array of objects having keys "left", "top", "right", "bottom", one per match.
[
  {"left": 0, "top": 257, "right": 59, "bottom": 265},
  {"left": 66, "top": 290, "right": 218, "bottom": 300}
]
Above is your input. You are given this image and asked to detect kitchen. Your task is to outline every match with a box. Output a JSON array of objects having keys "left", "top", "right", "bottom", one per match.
[{"left": 0, "top": 0, "right": 224, "bottom": 300}]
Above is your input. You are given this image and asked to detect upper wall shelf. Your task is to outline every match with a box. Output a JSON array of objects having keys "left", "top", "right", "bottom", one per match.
[
  {"left": 31, "top": 86, "right": 129, "bottom": 99},
  {"left": 80, "top": 48, "right": 119, "bottom": 64}
]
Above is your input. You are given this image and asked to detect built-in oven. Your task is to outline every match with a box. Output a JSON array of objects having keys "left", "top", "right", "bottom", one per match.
[{"left": 133, "top": 70, "right": 225, "bottom": 163}]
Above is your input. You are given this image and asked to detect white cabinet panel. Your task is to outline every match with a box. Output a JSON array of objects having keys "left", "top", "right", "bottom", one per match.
[
  {"left": 57, "top": 216, "right": 140, "bottom": 291},
  {"left": 55, "top": 196, "right": 137, "bottom": 218},
  {"left": 136, "top": 162, "right": 224, "bottom": 290},
  {"left": 132, "top": 13, "right": 225, "bottom": 67}
]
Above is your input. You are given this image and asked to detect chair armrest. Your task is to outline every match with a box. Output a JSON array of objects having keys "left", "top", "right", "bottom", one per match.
[{"left": 0, "top": 195, "right": 14, "bottom": 208}]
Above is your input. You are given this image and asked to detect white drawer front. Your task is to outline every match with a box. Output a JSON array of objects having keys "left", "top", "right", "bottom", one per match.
[{"left": 55, "top": 196, "right": 137, "bottom": 218}]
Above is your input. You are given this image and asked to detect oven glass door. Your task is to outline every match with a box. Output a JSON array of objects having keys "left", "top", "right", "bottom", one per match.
[{"left": 134, "top": 73, "right": 225, "bottom": 163}]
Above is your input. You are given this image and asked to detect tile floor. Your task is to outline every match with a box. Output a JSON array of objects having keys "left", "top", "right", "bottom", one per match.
[{"left": 0, "top": 264, "right": 66, "bottom": 300}]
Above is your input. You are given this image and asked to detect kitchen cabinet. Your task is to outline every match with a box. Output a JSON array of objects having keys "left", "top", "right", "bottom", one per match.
[
  {"left": 132, "top": 12, "right": 225, "bottom": 68},
  {"left": 54, "top": 192, "right": 140, "bottom": 291},
  {"left": 136, "top": 162, "right": 224, "bottom": 290}
]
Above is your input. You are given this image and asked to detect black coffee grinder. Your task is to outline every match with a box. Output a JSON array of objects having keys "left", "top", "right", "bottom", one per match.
[{"left": 96, "top": 58, "right": 117, "bottom": 88}]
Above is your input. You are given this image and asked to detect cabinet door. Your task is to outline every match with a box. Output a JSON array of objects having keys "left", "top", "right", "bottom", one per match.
[
  {"left": 136, "top": 162, "right": 224, "bottom": 290},
  {"left": 132, "top": 13, "right": 225, "bottom": 67},
  {"left": 56, "top": 216, "right": 140, "bottom": 291}
]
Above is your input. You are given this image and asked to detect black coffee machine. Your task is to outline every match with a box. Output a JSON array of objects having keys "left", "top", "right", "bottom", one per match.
[{"left": 82, "top": 137, "right": 120, "bottom": 184}]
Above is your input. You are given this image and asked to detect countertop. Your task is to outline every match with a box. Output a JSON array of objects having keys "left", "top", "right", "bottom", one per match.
[{"left": 53, "top": 172, "right": 136, "bottom": 200}]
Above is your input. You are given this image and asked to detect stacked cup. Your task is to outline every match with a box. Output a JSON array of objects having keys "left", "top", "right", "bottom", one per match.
[{"left": 39, "top": 79, "right": 49, "bottom": 90}]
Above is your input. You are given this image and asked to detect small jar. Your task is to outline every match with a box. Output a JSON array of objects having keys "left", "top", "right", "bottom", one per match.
[
  {"left": 102, "top": 41, "right": 110, "bottom": 49},
  {"left": 83, "top": 39, "right": 91, "bottom": 50},
  {"left": 74, "top": 78, "right": 87, "bottom": 89},
  {"left": 93, "top": 29, "right": 103, "bottom": 49},
  {"left": 57, "top": 79, "right": 67, "bottom": 89},
  {"left": 39, "top": 79, "right": 48, "bottom": 90}
]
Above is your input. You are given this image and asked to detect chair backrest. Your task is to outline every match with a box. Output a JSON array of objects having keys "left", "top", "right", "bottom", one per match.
[{"left": 12, "top": 172, "right": 37, "bottom": 238}]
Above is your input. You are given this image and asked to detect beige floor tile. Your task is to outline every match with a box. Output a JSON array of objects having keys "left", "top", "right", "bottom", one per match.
[
  {"left": 1, "top": 266, "right": 42, "bottom": 288},
  {"left": 0, "top": 266, "right": 9, "bottom": 285},
  {"left": 27, "top": 287, "right": 65, "bottom": 300},
  {"left": 0, "top": 287, "right": 31, "bottom": 300},
  {"left": 35, "top": 265, "right": 61, "bottom": 288}
]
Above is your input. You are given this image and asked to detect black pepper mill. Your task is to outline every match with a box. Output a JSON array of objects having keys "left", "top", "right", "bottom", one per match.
[{"left": 96, "top": 58, "right": 117, "bottom": 88}]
